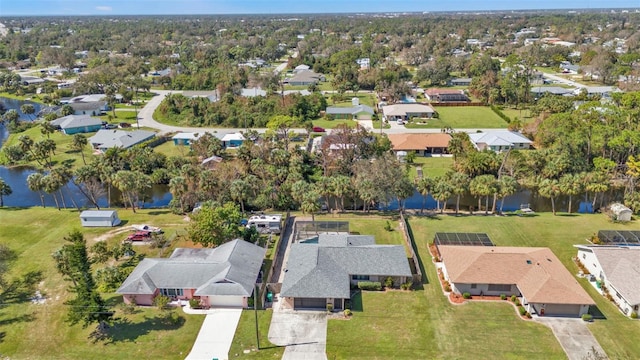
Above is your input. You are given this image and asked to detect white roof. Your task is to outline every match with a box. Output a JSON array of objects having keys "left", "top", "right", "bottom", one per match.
[
  {"left": 172, "top": 132, "right": 203, "bottom": 141},
  {"left": 294, "top": 64, "right": 310, "bottom": 70},
  {"left": 382, "top": 103, "right": 435, "bottom": 116},
  {"left": 240, "top": 87, "right": 267, "bottom": 97},
  {"left": 221, "top": 133, "right": 245, "bottom": 142},
  {"left": 468, "top": 130, "right": 532, "bottom": 146},
  {"left": 80, "top": 210, "right": 117, "bottom": 217},
  {"left": 69, "top": 94, "right": 107, "bottom": 103},
  {"left": 248, "top": 214, "right": 282, "bottom": 222}
]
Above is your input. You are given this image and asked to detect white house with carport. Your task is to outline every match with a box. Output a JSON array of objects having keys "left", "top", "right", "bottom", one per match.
[
  {"left": 280, "top": 233, "right": 412, "bottom": 310},
  {"left": 79, "top": 210, "right": 121, "bottom": 227},
  {"left": 575, "top": 245, "right": 640, "bottom": 317},
  {"left": 117, "top": 239, "right": 266, "bottom": 307},
  {"left": 468, "top": 130, "right": 532, "bottom": 152},
  {"left": 438, "top": 245, "right": 594, "bottom": 317}
]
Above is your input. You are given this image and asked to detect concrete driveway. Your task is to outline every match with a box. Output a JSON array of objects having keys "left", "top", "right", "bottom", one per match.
[
  {"left": 268, "top": 310, "right": 328, "bottom": 360},
  {"left": 185, "top": 308, "right": 243, "bottom": 360},
  {"left": 535, "top": 317, "right": 608, "bottom": 360}
]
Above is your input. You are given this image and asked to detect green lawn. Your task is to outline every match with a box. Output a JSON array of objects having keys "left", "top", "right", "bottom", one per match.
[
  {"left": 327, "top": 93, "right": 376, "bottom": 107},
  {"left": 0, "top": 125, "right": 97, "bottom": 170},
  {"left": 312, "top": 118, "right": 357, "bottom": 129},
  {"left": 0, "top": 91, "right": 46, "bottom": 104},
  {"left": 99, "top": 110, "right": 138, "bottom": 124},
  {"left": 0, "top": 207, "right": 206, "bottom": 359},
  {"left": 407, "top": 156, "right": 454, "bottom": 180},
  {"left": 501, "top": 107, "right": 535, "bottom": 124},
  {"left": 404, "top": 106, "right": 508, "bottom": 129},
  {"left": 153, "top": 140, "right": 192, "bottom": 158},
  {"left": 228, "top": 310, "right": 284, "bottom": 358},
  {"left": 407, "top": 213, "right": 640, "bottom": 360}
]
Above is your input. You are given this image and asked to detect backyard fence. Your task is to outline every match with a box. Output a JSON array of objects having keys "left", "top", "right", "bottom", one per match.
[
  {"left": 399, "top": 213, "right": 423, "bottom": 285},
  {"left": 262, "top": 212, "right": 292, "bottom": 307}
]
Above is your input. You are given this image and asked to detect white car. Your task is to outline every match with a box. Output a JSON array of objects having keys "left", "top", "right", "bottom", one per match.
[{"left": 396, "top": 119, "right": 405, "bottom": 125}]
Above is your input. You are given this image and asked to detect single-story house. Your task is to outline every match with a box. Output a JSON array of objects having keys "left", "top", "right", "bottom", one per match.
[
  {"left": 280, "top": 233, "right": 412, "bottom": 310},
  {"left": 439, "top": 245, "right": 594, "bottom": 317},
  {"left": 424, "top": 88, "right": 470, "bottom": 102},
  {"left": 448, "top": 78, "right": 472, "bottom": 86},
  {"left": 172, "top": 132, "right": 203, "bottom": 146},
  {"left": 20, "top": 75, "right": 45, "bottom": 86},
  {"left": 531, "top": 86, "right": 575, "bottom": 97},
  {"left": 221, "top": 132, "right": 244, "bottom": 148},
  {"left": 560, "top": 61, "right": 580, "bottom": 74},
  {"left": 117, "top": 239, "right": 266, "bottom": 307},
  {"left": 50, "top": 115, "right": 103, "bottom": 135},
  {"left": 241, "top": 87, "right": 267, "bottom": 97},
  {"left": 89, "top": 129, "right": 156, "bottom": 152},
  {"left": 575, "top": 245, "right": 640, "bottom": 317},
  {"left": 387, "top": 133, "right": 452, "bottom": 156},
  {"left": 381, "top": 103, "right": 436, "bottom": 121},
  {"left": 80, "top": 210, "right": 121, "bottom": 227},
  {"left": 286, "top": 70, "right": 325, "bottom": 86},
  {"left": 68, "top": 101, "right": 108, "bottom": 116},
  {"left": 325, "top": 105, "right": 375, "bottom": 120},
  {"left": 294, "top": 64, "right": 310, "bottom": 73},
  {"left": 468, "top": 130, "right": 532, "bottom": 152}
]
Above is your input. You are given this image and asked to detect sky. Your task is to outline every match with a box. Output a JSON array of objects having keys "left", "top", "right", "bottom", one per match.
[{"left": 0, "top": 0, "right": 639, "bottom": 16}]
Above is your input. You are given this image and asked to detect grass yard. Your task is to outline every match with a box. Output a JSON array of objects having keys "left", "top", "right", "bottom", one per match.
[
  {"left": 501, "top": 107, "right": 535, "bottom": 124},
  {"left": 407, "top": 156, "right": 453, "bottom": 180},
  {"left": 311, "top": 118, "right": 357, "bottom": 129},
  {"left": 228, "top": 310, "right": 284, "bottom": 358},
  {"left": 99, "top": 110, "right": 139, "bottom": 124},
  {"left": 327, "top": 93, "right": 376, "bottom": 107},
  {"left": 0, "top": 125, "right": 96, "bottom": 170},
  {"left": 153, "top": 140, "right": 192, "bottom": 158},
  {"left": 0, "top": 207, "right": 205, "bottom": 359},
  {"left": 404, "top": 106, "right": 508, "bottom": 129},
  {"left": 407, "top": 213, "right": 640, "bottom": 360}
]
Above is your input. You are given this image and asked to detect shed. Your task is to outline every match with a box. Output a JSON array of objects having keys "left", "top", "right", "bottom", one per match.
[
  {"left": 610, "top": 203, "right": 632, "bottom": 222},
  {"left": 80, "top": 210, "right": 121, "bottom": 227}
]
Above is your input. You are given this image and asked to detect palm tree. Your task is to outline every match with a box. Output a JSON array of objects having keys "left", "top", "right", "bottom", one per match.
[
  {"left": 301, "top": 191, "right": 321, "bottom": 221},
  {"left": 497, "top": 176, "right": 518, "bottom": 214},
  {"left": 70, "top": 134, "right": 89, "bottom": 165},
  {"left": 230, "top": 179, "right": 250, "bottom": 214},
  {"left": 416, "top": 176, "right": 434, "bottom": 214},
  {"left": 331, "top": 175, "right": 351, "bottom": 212},
  {"left": 42, "top": 174, "right": 62, "bottom": 210},
  {"left": 585, "top": 172, "right": 610, "bottom": 208},
  {"left": 73, "top": 165, "right": 102, "bottom": 209},
  {"left": 447, "top": 172, "right": 470, "bottom": 215},
  {"left": 393, "top": 177, "right": 415, "bottom": 212},
  {"left": 317, "top": 176, "right": 333, "bottom": 212},
  {"left": 27, "top": 172, "right": 46, "bottom": 207},
  {"left": 431, "top": 176, "right": 453, "bottom": 214},
  {"left": 539, "top": 178, "right": 561, "bottom": 215},
  {"left": 0, "top": 177, "right": 12, "bottom": 207},
  {"left": 559, "top": 173, "right": 584, "bottom": 214},
  {"left": 470, "top": 174, "right": 498, "bottom": 215}
]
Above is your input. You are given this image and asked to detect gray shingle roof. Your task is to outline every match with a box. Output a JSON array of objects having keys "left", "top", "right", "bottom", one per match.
[
  {"left": 89, "top": 129, "right": 156, "bottom": 149},
  {"left": 79, "top": 210, "right": 117, "bottom": 218},
  {"left": 281, "top": 234, "right": 411, "bottom": 299},
  {"left": 117, "top": 239, "right": 266, "bottom": 297},
  {"left": 591, "top": 247, "right": 640, "bottom": 305},
  {"left": 325, "top": 105, "right": 374, "bottom": 115},
  {"left": 51, "top": 115, "right": 102, "bottom": 129}
]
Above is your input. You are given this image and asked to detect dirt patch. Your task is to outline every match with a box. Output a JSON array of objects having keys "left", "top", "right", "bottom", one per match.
[{"left": 92, "top": 226, "right": 135, "bottom": 242}]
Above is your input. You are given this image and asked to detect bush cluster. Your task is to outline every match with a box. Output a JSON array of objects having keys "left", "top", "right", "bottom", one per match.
[
  {"left": 630, "top": 312, "right": 638, "bottom": 319},
  {"left": 490, "top": 104, "right": 511, "bottom": 123},
  {"left": 462, "top": 292, "right": 471, "bottom": 299},
  {"left": 400, "top": 281, "right": 413, "bottom": 290},
  {"left": 384, "top": 276, "right": 394, "bottom": 288},
  {"left": 357, "top": 281, "right": 382, "bottom": 291},
  {"left": 500, "top": 294, "right": 507, "bottom": 300},
  {"left": 582, "top": 314, "right": 593, "bottom": 322},
  {"left": 519, "top": 306, "right": 527, "bottom": 316}
]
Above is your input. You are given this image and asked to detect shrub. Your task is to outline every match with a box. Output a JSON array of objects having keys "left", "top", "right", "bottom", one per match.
[
  {"left": 358, "top": 281, "right": 382, "bottom": 291},
  {"left": 154, "top": 295, "right": 171, "bottom": 310},
  {"left": 519, "top": 306, "right": 527, "bottom": 316},
  {"left": 384, "top": 276, "right": 394, "bottom": 288},
  {"left": 120, "top": 301, "right": 137, "bottom": 315},
  {"left": 500, "top": 294, "right": 507, "bottom": 300},
  {"left": 189, "top": 298, "right": 201, "bottom": 309},
  {"left": 525, "top": 312, "right": 532, "bottom": 319},
  {"left": 515, "top": 299, "right": 521, "bottom": 306},
  {"left": 582, "top": 314, "right": 593, "bottom": 322},
  {"left": 490, "top": 104, "right": 511, "bottom": 123},
  {"left": 444, "top": 284, "right": 451, "bottom": 292},
  {"left": 462, "top": 292, "right": 471, "bottom": 299},
  {"left": 400, "top": 281, "right": 413, "bottom": 290},
  {"left": 384, "top": 221, "right": 393, "bottom": 232},
  {"left": 510, "top": 295, "right": 517, "bottom": 302},
  {"left": 630, "top": 312, "right": 638, "bottom": 319},
  {"left": 326, "top": 303, "right": 334, "bottom": 312},
  {"left": 343, "top": 309, "right": 352, "bottom": 317}
]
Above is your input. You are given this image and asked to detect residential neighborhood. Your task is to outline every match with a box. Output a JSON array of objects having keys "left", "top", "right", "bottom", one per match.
[{"left": 2, "top": 4, "right": 640, "bottom": 360}]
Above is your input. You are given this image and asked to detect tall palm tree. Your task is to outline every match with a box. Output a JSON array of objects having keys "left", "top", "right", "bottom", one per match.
[
  {"left": 0, "top": 177, "right": 12, "bottom": 207},
  {"left": 539, "top": 178, "right": 561, "bottom": 216},
  {"left": 447, "top": 172, "right": 469, "bottom": 215},
  {"left": 71, "top": 134, "right": 89, "bottom": 165},
  {"left": 42, "top": 174, "right": 62, "bottom": 210},
  {"left": 27, "top": 172, "right": 46, "bottom": 207},
  {"left": 497, "top": 176, "right": 518, "bottom": 214},
  {"left": 230, "top": 179, "right": 250, "bottom": 214},
  {"left": 585, "top": 172, "right": 610, "bottom": 208},
  {"left": 560, "top": 173, "right": 584, "bottom": 214},
  {"left": 301, "top": 190, "right": 321, "bottom": 221},
  {"left": 331, "top": 175, "right": 352, "bottom": 212},
  {"left": 416, "top": 176, "right": 434, "bottom": 214},
  {"left": 431, "top": 176, "right": 453, "bottom": 214},
  {"left": 470, "top": 174, "right": 498, "bottom": 215}
]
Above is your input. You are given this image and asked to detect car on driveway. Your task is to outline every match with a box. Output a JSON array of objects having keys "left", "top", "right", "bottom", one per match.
[
  {"left": 312, "top": 126, "right": 326, "bottom": 133},
  {"left": 126, "top": 231, "right": 152, "bottom": 241}
]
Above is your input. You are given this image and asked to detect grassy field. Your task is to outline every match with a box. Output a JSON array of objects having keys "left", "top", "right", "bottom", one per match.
[
  {"left": 501, "top": 107, "right": 535, "bottom": 124},
  {"left": 0, "top": 125, "right": 97, "bottom": 169},
  {"left": 407, "top": 156, "right": 454, "bottom": 180},
  {"left": 0, "top": 207, "right": 206, "bottom": 359},
  {"left": 228, "top": 310, "right": 284, "bottom": 358},
  {"left": 327, "top": 93, "right": 376, "bottom": 107},
  {"left": 153, "top": 140, "right": 192, "bottom": 158},
  {"left": 405, "top": 106, "right": 508, "bottom": 129},
  {"left": 311, "top": 118, "right": 357, "bottom": 129},
  {"left": 407, "top": 213, "right": 640, "bottom": 360},
  {"left": 99, "top": 110, "right": 139, "bottom": 124}
]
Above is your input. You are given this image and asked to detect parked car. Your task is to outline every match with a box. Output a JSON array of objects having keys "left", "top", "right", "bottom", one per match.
[
  {"left": 396, "top": 119, "right": 405, "bottom": 125},
  {"left": 126, "top": 231, "right": 152, "bottom": 241},
  {"left": 119, "top": 122, "right": 132, "bottom": 128},
  {"left": 103, "top": 123, "right": 117, "bottom": 129},
  {"left": 312, "top": 126, "right": 326, "bottom": 133}
]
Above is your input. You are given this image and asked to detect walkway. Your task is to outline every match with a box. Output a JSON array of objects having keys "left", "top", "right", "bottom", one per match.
[
  {"left": 535, "top": 317, "right": 608, "bottom": 360},
  {"left": 184, "top": 308, "right": 243, "bottom": 360}
]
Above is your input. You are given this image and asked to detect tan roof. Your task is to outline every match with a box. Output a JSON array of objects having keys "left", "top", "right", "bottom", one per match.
[
  {"left": 439, "top": 246, "right": 594, "bottom": 305},
  {"left": 425, "top": 88, "right": 465, "bottom": 96},
  {"left": 387, "top": 133, "right": 451, "bottom": 150}
]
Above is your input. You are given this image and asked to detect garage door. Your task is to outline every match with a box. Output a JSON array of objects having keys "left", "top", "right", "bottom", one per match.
[
  {"left": 543, "top": 304, "right": 582, "bottom": 317},
  {"left": 208, "top": 296, "right": 245, "bottom": 308},
  {"left": 294, "top": 297, "right": 326, "bottom": 309}
]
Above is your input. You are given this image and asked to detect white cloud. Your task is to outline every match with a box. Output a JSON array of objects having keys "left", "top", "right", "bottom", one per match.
[{"left": 96, "top": 6, "right": 112, "bottom": 11}]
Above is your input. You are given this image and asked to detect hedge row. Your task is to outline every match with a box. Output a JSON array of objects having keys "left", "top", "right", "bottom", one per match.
[
  {"left": 357, "top": 281, "right": 382, "bottom": 291},
  {"left": 490, "top": 105, "right": 512, "bottom": 124}
]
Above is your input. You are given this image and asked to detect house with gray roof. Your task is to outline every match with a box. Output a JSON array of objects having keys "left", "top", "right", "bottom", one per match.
[
  {"left": 68, "top": 101, "right": 108, "bottom": 116},
  {"left": 468, "top": 130, "right": 532, "bottom": 152},
  {"left": 280, "top": 233, "right": 411, "bottom": 310},
  {"left": 89, "top": 129, "right": 156, "bottom": 152},
  {"left": 117, "top": 239, "right": 266, "bottom": 307},
  {"left": 531, "top": 86, "right": 575, "bottom": 97},
  {"left": 325, "top": 105, "right": 375, "bottom": 120},
  {"left": 285, "top": 70, "right": 325, "bottom": 86},
  {"left": 576, "top": 245, "right": 640, "bottom": 317},
  {"left": 51, "top": 115, "right": 103, "bottom": 135}
]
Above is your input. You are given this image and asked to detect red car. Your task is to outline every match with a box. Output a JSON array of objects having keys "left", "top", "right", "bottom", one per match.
[
  {"left": 312, "top": 126, "right": 326, "bottom": 133},
  {"left": 127, "top": 231, "right": 152, "bottom": 241}
]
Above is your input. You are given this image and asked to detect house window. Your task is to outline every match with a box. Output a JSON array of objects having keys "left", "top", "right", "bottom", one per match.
[
  {"left": 616, "top": 292, "right": 622, "bottom": 300},
  {"left": 160, "top": 288, "right": 183, "bottom": 297},
  {"left": 582, "top": 253, "right": 586, "bottom": 259},
  {"left": 487, "top": 284, "right": 511, "bottom": 292},
  {"left": 352, "top": 275, "right": 370, "bottom": 281},
  {"left": 470, "top": 284, "right": 477, "bottom": 289}
]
